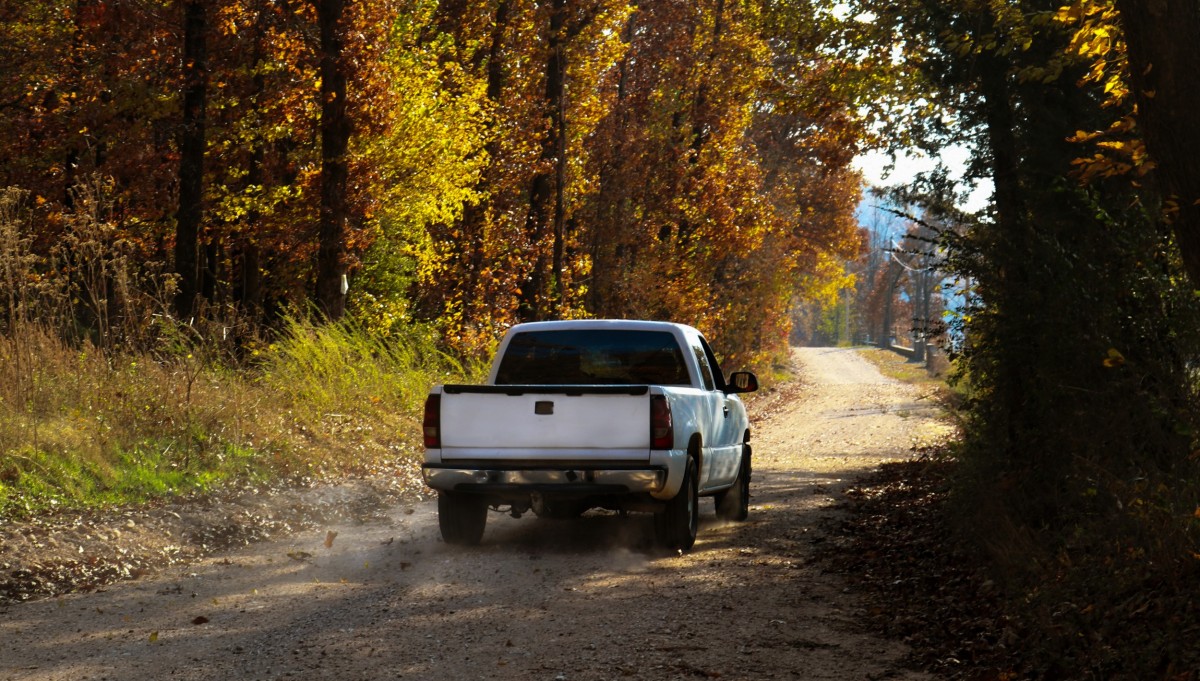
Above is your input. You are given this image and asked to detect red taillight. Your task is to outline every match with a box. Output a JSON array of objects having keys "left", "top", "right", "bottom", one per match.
[
  {"left": 423, "top": 394, "right": 441, "bottom": 449},
  {"left": 650, "top": 395, "right": 673, "bottom": 450}
]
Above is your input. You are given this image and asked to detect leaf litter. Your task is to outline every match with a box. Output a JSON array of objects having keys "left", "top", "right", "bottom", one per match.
[
  {"left": 819, "top": 448, "right": 1200, "bottom": 680},
  {"left": 0, "top": 473, "right": 429, "bottom": 605}
]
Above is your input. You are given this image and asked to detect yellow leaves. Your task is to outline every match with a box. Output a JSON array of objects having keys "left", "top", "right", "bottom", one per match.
[
  {"left": 797, "top": 254, "right": 856, "bottom": 309},
  {"left": 1069, "top": 117, "right": 1154, "bottom": 184},
  {"left": 1102, "top": 348, "right": 1125, "bottom": 368},
  {"left": 1054, "top": 3, "right": 1085, "bottom": 24},
  {"left": 1058, "top": 0, "right": 1129, "bottom": 113}
]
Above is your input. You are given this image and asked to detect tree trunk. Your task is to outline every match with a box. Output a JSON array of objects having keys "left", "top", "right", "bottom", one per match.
[
  {"left": 675, "top": 0, "right": 725, "bottom": 247},
  {"left": 587, "top": 9, "right": 637, "bottom": 316},
  {"left": 235, "top": 3, "right": 269, "bottom": 316},
  {"left": 518, "top": 0, "right": 567, "bottom": 322},
  {"left": 1115, "top": 0, "right": 1200, "bottom": 287},
  {"left": 447, "top": 0, "right": 508, "bottom": 325},
  {"left": 64, "top": 0, "right": 92, "bottom": 210},
  {"left": 315, "top": 0, "right": 350, "bottom": 321},
  {"left": 879, "top": 289, "right": 893, "bottom": 350},
  {"left": 201, "top": 240, "right": 219, "bottom": 303},
  {"left": 911, "top": 268, "right": 930, "bottom": 363},
  {"left": 876, "top": 261, "right": 903, "bottom": 350},
  {"left": 174, "top": 0, "right": 208, "bottom": 319},
  {"left": 977, "top": 47, "right": 1035, "bottom": 462}
]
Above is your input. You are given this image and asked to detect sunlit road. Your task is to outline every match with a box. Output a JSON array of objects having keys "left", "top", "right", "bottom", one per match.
[{"left": 1, "top": 347, "right": 951, "bottom": 681}]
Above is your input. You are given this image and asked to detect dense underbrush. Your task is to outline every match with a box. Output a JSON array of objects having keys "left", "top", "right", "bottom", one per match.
[
  {"left": 843, "top": 347, "right": 1200, "bottom": 679},
  {"left": 829, "top": 451, "right": 1200, "bottom": 680}
]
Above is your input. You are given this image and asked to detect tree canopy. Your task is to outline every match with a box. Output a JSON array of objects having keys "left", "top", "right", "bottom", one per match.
[{"left": 0, "top": 0, "right": 879, "bottom": 369}]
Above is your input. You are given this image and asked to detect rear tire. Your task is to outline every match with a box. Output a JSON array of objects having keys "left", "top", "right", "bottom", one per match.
[
  {"left": 438, "top": 491, "right": 487, "bottom": 545},
  {"left": 655, "top": 457, "right": 698, "bottom": 551},
  {"left": 715, "top": 444, "right": 751, "bottom": 522}
]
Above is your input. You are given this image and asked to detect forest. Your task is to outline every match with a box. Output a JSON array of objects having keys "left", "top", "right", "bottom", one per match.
[
  {"left": 0, "top": 0, "right": 867, "bottom": 367},
  {"left": 2, "top": 0, "right": 1200, "bottom": 677}
]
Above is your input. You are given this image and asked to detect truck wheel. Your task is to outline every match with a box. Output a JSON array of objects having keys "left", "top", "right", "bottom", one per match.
[
  {"left": 655, "top": 457, "right": 698, "bottom": 551},
  {"left": 438, "top": 491, "right": 487, "bottom": 545},
  {"left": 715, "top": 444, "right": 751, "bottom": 522}
]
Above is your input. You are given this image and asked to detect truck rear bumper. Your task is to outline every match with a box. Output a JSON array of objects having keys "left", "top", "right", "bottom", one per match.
[{"left": 422, "top": 465, "right": 667, "bottom": 494}]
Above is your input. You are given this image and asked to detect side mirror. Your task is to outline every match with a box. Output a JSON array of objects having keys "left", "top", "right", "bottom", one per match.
[{"left": 726, "top": 371, "right": 758, "bottom": 394}]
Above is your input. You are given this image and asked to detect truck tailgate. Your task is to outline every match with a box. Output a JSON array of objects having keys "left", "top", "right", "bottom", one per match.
[{"left": 439, "top": 385, "right": 652, "bottom": 459}]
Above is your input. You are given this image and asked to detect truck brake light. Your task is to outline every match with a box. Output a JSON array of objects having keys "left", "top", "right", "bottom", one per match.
[
  {"left": 423, "top": 394, "right": 441, "bottom": 449},
  {"left": 650, "top": 395, "right": 673, "bottom": 450}
]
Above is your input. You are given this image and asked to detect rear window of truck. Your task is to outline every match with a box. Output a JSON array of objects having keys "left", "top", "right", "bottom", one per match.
[{"left": 495, "top": 330, "right": 690, "bottom": 386}]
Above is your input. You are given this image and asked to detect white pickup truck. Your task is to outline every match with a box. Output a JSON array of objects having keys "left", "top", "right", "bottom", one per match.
[{"left": 421, "top": 319, "right": 758, "bottom": 550}]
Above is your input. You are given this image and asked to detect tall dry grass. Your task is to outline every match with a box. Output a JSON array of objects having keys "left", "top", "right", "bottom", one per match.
[{"left": 0, "top": 180, "right": 473, "bottom": 516}]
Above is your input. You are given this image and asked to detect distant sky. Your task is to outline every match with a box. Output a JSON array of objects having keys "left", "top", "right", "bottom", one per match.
[{"left": 853, "top": 145, "right": 992, "bottom": 213}]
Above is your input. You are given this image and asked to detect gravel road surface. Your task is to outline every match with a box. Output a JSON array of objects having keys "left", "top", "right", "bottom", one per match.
[{"left": 1, "top": 347, "right": 952, "bottom": 681}]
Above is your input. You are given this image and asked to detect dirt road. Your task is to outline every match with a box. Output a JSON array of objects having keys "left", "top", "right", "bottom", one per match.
[{"left": 1, "top": 347, "right": 952, "bottom": 681}]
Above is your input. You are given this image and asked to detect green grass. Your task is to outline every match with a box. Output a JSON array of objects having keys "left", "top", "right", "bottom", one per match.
[
  {"left": 0, "top": 315, "right": 475, "bottom": 518},
  {"left": 854, "top": 346, "right": 969, "bottom": 416},
  {"left": 855, "top": 346, "right": 946, "bottom": 385},
  {"left": 0, "top": 439, "right": 262, "bottom": 514}
]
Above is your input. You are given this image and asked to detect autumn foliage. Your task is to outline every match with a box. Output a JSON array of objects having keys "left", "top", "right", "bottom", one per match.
[{"left": 0, "top": 1, "right": 868, "bottom": 371}]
